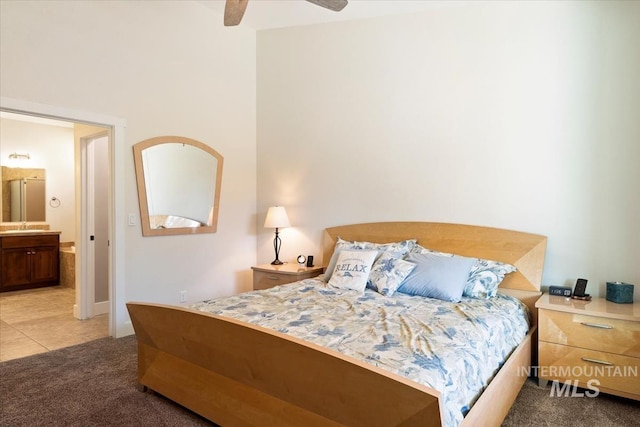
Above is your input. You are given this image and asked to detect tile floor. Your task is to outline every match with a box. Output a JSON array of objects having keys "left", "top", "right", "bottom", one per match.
[{"left": 0, "top": 286, "right": 108, "bottom": 362}]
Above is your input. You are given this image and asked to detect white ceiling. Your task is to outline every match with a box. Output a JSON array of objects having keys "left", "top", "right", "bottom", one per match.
[{"left": 199, "top": 0, "right": 465, "bottom": 30}]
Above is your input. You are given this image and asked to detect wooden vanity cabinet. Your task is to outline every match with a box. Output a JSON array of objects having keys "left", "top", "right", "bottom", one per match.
[{"left": 0, "top": 234, "right": 60, "bottom": 292}]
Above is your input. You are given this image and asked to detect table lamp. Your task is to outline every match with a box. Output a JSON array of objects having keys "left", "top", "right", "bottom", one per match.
[{"left": 264, "top": 206, "right": 290, "bottom": 265}]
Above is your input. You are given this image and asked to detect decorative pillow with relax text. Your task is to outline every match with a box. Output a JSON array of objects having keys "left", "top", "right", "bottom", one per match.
[
  {"left": 368, "top": 253, "right": 417, "bottom": 296},
  {"left": 324, "top": 237, "right": 417, "bottom": 282},
  {"left": 327, "top": 250, "right": 378, "bottom": 292}
]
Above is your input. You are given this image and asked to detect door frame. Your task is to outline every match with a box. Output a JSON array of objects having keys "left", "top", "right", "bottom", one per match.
[{"left": 0, "top": 96, "right": 127, "bottom": 338}]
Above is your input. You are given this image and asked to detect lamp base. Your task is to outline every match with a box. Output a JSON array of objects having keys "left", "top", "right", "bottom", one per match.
[{"left": 270, "top": 228, "right": 284, "bottom": 266}]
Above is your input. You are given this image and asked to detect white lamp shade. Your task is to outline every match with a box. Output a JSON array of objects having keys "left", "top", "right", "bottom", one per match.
[{"left": 264, "top": 206, "right": 290, "bottom": 228}]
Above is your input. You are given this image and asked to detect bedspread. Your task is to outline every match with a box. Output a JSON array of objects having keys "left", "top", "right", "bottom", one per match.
[{"left": 191, "top": 278, "right": 530, "bottom": 427}]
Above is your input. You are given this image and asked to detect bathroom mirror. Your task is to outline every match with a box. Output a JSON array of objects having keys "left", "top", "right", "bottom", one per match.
[
  {"left": 1, "top": 167, "right": 46, "bottom": 223},
  {"left": 133, "top": 136, "right": 223, "bottom": 237}
]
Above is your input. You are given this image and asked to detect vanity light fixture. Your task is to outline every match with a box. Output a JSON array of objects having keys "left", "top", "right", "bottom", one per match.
[
  {"left": 9, "top": 152, "right": 30, "bottom": 160},
  {"left": 264, "top": 206, "right": 290, "bottom": 265}
]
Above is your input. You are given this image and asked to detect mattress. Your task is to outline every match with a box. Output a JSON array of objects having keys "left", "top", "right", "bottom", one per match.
[{"left": 191, "top": 277, "right": 531, "bottom": 426}]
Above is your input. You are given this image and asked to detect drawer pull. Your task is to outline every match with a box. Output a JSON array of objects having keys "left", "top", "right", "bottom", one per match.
[
  {"left": 581, "top": 357, "right": 614, "bottom": 366},
  {"left": 581, "top": 322, "right": 613, "bottom": 329},
  {"left": 266, "top": 275, "right": 280, "bottom": 280}
]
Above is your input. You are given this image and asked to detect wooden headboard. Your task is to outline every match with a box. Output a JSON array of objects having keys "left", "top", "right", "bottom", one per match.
[{"left": 322, "top": 222, "right": 547, "bottom": 293}]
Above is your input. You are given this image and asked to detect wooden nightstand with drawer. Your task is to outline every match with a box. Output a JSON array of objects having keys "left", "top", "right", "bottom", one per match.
[
  {"left": 535, "top": 293, "right": 640, "bottom": 400},
  {"left": 251, "top": 263, "right": 324, "bottom": 291}
]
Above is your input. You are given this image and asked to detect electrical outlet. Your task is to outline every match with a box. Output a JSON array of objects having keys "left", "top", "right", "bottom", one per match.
[{"left": 179, "top": 290, "right": 187, "bottom": 303}]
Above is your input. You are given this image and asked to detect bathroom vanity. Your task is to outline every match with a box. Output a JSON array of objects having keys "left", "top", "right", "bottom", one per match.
[{"left": 0, "top": 231, "right": 60, "bottom": 292}]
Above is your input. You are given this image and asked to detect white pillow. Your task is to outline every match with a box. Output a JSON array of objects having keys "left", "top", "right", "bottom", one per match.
[{"left": 328, "top": 250, "right": 378, "bottom": 292}]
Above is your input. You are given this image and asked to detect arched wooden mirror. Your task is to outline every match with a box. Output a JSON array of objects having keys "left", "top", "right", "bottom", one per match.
[{"left": 133, "top": 136, "right": 223, "bottom": 236}]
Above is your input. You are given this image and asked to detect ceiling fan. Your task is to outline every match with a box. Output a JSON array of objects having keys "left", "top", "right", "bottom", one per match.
[{"left": 224, "top": 0, "right": 349, "bottom": 26}]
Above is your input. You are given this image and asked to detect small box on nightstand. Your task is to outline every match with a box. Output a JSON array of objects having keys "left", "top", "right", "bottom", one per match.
[{"left": 606, "top": 281, "right": 634, "bottom": 304}]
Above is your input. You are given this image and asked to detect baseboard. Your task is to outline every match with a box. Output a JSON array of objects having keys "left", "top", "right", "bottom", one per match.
[
  {"left": 94, "top": 300, "right": 109, "bottom": 315},
  {"left": 117, "top": 320, "right": 135, "bottom": 338},
  {"left": 73, "top": 301, "right": 109, "bottom": 318}
]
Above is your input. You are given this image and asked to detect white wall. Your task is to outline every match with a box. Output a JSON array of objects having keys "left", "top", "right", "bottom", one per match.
[
  {"left": 257, "top": 1, "right": 640, "bottom": 299},
  {"left": 0, "top": 118, "right": 76, "bottom": 241},
  {"left": 0, "top": 0, "right": 257, "bottom": 334}
]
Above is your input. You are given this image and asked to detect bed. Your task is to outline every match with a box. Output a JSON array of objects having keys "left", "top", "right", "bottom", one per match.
[{"left": 127, "top": 222, "right": 547, "bottom": 426}]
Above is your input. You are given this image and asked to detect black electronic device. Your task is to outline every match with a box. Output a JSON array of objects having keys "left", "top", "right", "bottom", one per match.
[
  {"left": 572, "top": 278, "right": 589, "bottom": 297},
  {"left": 306, "top": 255, "right": 314, "bottom": 267},
  {"left": 549, "top": 286, "right": 572, "bottom": 297}
]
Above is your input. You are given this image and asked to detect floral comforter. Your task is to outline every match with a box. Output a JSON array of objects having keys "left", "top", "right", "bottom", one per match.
[{"left": 190, "top": 277, "right": 530, "bottom": 427}]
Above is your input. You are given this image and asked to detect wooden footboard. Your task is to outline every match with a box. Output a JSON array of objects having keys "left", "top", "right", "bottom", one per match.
[
  {"left": 127, "top": 302, "right": 444, "bottom": 427},
  {"left": 460, "top": 326, "right": 534, "bottom": 427}
]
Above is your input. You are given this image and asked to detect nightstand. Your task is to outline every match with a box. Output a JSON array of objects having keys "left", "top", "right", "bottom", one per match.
[
  {"left": 251, "top": 263, "right": 324, "bottom": 291},
  {"left": 535, "top": 293, "right": 640, "bottom": 400}
]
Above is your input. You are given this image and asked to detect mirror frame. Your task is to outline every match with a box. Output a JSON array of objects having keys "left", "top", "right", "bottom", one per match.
[
  {"left": 1, "top": 167, "right": 47, "bottom": 223},
  {"left": 133, "top": 136, "right": 223, "bottom": 237}
]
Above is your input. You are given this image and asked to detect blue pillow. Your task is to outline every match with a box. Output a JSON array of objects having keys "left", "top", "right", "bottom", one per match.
[
  {"left": 410, "top": 244, "right": 517, "bottom": 298},
  {"left": 397, "top": 252, "right": 476, "bottom": 302}
]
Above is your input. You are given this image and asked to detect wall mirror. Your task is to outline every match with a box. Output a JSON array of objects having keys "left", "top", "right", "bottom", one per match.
[
  {"left": 1, "top": 167, "right": 46, "bottom": 222},
  {"left": 133, "top": 136, "right": 223, "bottom": 237}
]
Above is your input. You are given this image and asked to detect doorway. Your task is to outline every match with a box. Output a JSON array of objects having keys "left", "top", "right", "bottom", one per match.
[
  {"left": 0, "top": 113, "right": 111, "bottom": 359},
  {"left": 0, "top": 100, "right": 126, "bottom": 355}
]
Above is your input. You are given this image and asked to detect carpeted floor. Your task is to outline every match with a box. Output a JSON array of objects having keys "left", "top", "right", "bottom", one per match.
[
  {"left": 503, "top": 377, "right": 640, "bottom": 427},
  {"left": 0, "top": 336, "right": 211, "bottom": 426},
  {"left": 1, "top": 336, "right": 638, "bottom": 426}
]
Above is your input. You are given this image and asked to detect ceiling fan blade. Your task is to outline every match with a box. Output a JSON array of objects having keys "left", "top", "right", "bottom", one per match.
[
  {"left": 305, "top": 0, "right": 348, "bottom": 12},
  {"left": 224, "top": 0, "right": 249, "bottom": 26}
]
